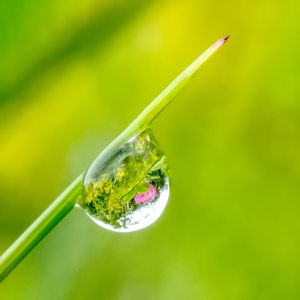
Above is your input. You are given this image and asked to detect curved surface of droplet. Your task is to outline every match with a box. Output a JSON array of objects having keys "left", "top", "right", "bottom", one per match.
[{"left": 79, "top": 129, "right": 170, "bottom": 232}]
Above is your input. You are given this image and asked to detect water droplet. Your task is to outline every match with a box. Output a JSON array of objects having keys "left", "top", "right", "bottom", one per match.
[{"left": 79, "top": 129, "right": 170, "bottom": 232}]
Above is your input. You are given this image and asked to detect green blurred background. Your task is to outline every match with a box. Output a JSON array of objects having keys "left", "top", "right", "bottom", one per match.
[{"left": 0, "top": 0, "right": 299, "bottom": 299}]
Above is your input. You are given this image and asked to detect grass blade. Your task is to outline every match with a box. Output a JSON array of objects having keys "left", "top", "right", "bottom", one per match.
[{"left": 0, "top": 36, "right": 229, "bottom": 282}]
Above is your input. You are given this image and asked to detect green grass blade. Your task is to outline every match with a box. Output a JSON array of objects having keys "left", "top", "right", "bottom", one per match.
[
  {"left": 0, "top": 36, "right": 229, "bottom": 282},
  {"left": 95, "top": 36, "right": 229, "bottom": 161}
]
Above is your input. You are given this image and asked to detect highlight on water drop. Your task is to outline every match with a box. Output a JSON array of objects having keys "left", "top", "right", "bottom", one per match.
[{"left": 79, "top": 129, "right": 170, "bottom": 232}]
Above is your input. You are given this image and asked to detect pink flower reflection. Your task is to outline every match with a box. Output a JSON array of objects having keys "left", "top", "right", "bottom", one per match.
[{"left": 134, "top": 184, "right": 157, "bottom": 204}]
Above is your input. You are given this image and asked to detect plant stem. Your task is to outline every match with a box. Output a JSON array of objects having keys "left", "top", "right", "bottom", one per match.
[
  {"left": 0, "top": 36, "right": 229, "bottom": 282},
  {"left": 0, "top": 175, "right": 83, "bottom": 282}
]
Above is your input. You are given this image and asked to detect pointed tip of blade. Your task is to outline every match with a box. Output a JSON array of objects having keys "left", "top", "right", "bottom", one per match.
[
  {"left": 223, "top": 35, "right": 230, "bottom": 42},
  {"left": 212, "top": 35, "right": 230, "bottom": 50},
  {"left": 219, "top": 35, "right": 230, "bottom": 45}
]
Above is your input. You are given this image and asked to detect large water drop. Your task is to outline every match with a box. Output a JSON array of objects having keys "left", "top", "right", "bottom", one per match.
[{"left": 79, "top": 129, "right": 170, "bottom": 232}]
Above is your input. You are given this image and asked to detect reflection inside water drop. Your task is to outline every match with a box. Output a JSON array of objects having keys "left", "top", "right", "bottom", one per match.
[{"left": 79, "top": 129, "right": 170, "bottom": 232}]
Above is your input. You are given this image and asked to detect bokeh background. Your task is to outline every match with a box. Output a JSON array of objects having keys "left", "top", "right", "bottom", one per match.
[{"left": 0, "top": 0, "right": 299, "bottom": 299}]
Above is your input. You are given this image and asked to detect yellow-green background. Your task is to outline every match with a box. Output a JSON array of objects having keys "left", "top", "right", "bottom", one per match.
[{"left": 0, "top": 0, "right": 299, "bottom": 299}]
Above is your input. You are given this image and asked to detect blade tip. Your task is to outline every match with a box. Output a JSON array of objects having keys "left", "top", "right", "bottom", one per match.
[{"left": 222, "top": 35, "right": 230, "bottom": 43}]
